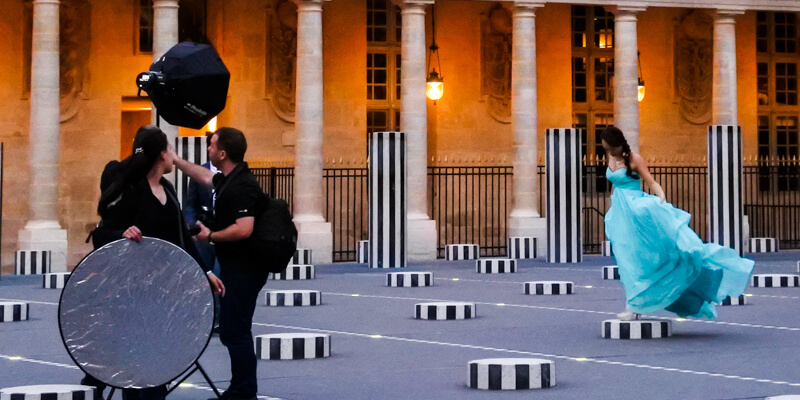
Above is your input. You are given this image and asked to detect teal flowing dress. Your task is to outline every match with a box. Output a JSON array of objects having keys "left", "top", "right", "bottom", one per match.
[{"left": 604, "top": 168, "right": 755, "bottom": 319}]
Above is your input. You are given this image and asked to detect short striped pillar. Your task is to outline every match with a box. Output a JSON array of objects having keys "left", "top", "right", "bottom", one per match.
[
  {"left": 507, "top": 237, "right": 537, "bottom": 259},
  {"left": 357, "top": 240, "right": 369, "bottom": 263},
  {"left": 708, "top": 125, "right": 744, "bottom": 256},
  {"left": 445, "top": 244, "right": 480, "bottom": 260},
  {"left": 43, "top": 272, "right": 70, "bottom": 289},
  {"left": 601, "top": 240, "right": 612, "bottom": 256},
  {"left": 751, "top": 274, "right": 800, "bottom": 288},
  {"left": 545, "top": 128, "right": 582, "bottom": 263},
  {"left": 476, "top": 259, "right": 517, "bottom": 274},
  {"left": 602, "top": 265, "right": 619, "bottom": 280},
  {"left": 174, "top": 136, "right": 209, "bottom": 206},
  {"left": 0, "top": 385, "right": 95, "bottom": 400},
  {"left": 0, "top": 302, "right": 29, "bottom": 322},
  {"left": 602, "top": 319, "right": 672, "bottom": 339},
  {"left": 467, "top": 358, "right": 555, "bottom": 390},
  {"left": 368, "top": 132, "right": 407, "bottom": 269},
  {"left": 749, "top": 237, "right": 778, "bottom": 253},
  {"left": 524, "top": 281, "right": 573, "bottom": 295},
  {"left": 255, "top": 333, "right": 331, "bottom": 360},
  {"left": 15, "top": 250, "right": 51, "bottom": 275},
  {"left": 270, "top": 265, "right": 315, "bottom": 280},
  {"left": 387, "top": 272, "right": 433, "bottom": 287},
  {"left": 721, "top": 295, "right": 746, "bottom": 306},
  {"left": 264, "top": 290, "right": 322, "bottom": 306},
  {"left": 291, "top": 248, "right": 312, "bottom": 265},
  {"left": 414, "top": 302, "right": 475, "bottom": 320}
]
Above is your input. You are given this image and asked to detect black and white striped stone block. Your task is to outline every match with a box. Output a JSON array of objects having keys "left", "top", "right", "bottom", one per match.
[
  {"left": 15, "top": 250, "right": 51, "bottom": 275},
  {"left": 602, "top": 319, "right": 672, "bottom": 339},
  {"left": 720, "top": 295, "right": 747, "bottom": 306},
  {"left": 357, "top": 240, "right": 369, "bottom": 264},
  {"left": 270, "top": 265, "right": 315, "bottom": 280},
  {"left": 708, "top": 125, "right": 744, "bottom": 256},
  {"left": 602, "top": 265, "right": 619, "bottom": 280},
  {"left": 42, "top": 272, "right": 70, "bottom": 289},
  {"left": 0, "top": 385, "right": 95, "bottom": 400},
  {"left": 467, "top": 358, "right": 555, "bottom": 390},
  {"left": 507, "top": 237, "right": 537, "bottom": 259},
  {"left": 174, "top": 136, "right": 209, "bottom": 206},
  {"left": 445, "top": 244, "right": 480, "bottom": 260},
  {"left": 255, "top": 333, "right": 331, "bottom": 360},
  {"left": 291, "top": 248, "right": 312, "bottom": 265},
  {"left": 369, "top": 131, "right": 407, "bottom": 269},
  {"left": 0, "top": 302, "right": 29, "bottom": 322},
  {"left": 749, "top": 237, "right": 778, "bottom": 253},
  {"left": 476, "top": 259, "right": 517, "bottom": 274},
  {"left": 265, "top": 290, "right": 322, "bottom": 306},
  {"left": 387, "top": 272, "right": 433, "bottom": 287},
  {"left": 546, "top": 128, "right": 583, "bottom": 263},
  {"left": 602, "top": 240, "right": 613, "bottom": 256},
  {"left": 524, "top": 281, "right": 574, "bottom": 295},
  {"left": 414, "top": 302, "right": 475, "bottom": 320},
  {"left": 751, "top": 274, "right": 800, "bottom": 288}
]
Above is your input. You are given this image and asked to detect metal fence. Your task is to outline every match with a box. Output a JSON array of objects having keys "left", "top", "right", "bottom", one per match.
[{"left": 250, "top": 160, "right": 800, "bottom": 262}]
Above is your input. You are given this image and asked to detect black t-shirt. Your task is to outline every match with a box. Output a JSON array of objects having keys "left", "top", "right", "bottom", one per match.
[{"left": 212, "top": 162, "right": 262, "bottom": 272}]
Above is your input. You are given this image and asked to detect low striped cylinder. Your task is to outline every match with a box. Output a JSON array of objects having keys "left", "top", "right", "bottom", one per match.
[
  {"left": 270, "top": 265, "right": 315, "bottom": 280},
  {"left": 291, "top": 248, "right": 312, "bottom": 265},
  {"left": 545, "top": 128, "right": 582, "bottom": 263},
  {"left": 507, "top": 237, "right": 537, "bottom": 259},
  {"left": 386, "top": 272, "right": 433, "bottom": 287},
  {"left": 797, "top": 261, "right": 800, "bottom": 273},
  {"left": 265, "top": 290, "right": 322, "bottom": 306},
  {"left": 414, "top": 302, "right": 475, "bottom": 320},
  {"left": 255, "top": 333, "right": 331, "bottom": 360},
  {"left": 357, "top": 240, "right": 369, "bottom": 264},
  {"left": 602, "top": 319, "right": 672, "bottom": 339},
  {"left": 602, "top": 265, "right": 619, "bottom": 280},
  {"left": 708, "top": 125, "right": 744, "bottom": 256},
  {"left": 0, "top": 385, "right": 95, "bottom": 400},
  {"left": 476, "top": 259, "right": 517, "bottom": 274},
  {"left": 15, "top": 250, "right": 50, "bottom": 275},
  {"left": 749, "top": 237, "right": 778, "bottom": 253},
  {"left": 467, "top": 358, "right": 555, "bottom": 390},
  {"left": 445, "top": 244, "right": 480, "bottom": 260},
  {"left": 42, "top": 272, "right": 70, "bottom": 289},
  {"left": 174, "top": 136, "right": 209, "bottom": 206},
  {"left": 0, "top": 302, "right": 29, "bottom": 322},
  {"left": 721, "top": 295, "right": 746, "bottom": 306},
  {"left": 369, "top": 131, "right": 407, "bottom": 269},
  {"left": 524, "top": 281, "right": 573, "bottom": 295},
  {"left": 602, "top": 240, "right": 613, "bottom": 256},
  {"left": 751, "top": 274, "right": 800, "bottom": 288}
]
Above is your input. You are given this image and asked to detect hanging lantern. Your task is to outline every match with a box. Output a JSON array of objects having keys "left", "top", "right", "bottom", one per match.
[
  {"left": 426, "top": 6, "right": 443, "bottom": 103},
  {"left": 426, "top": 68, "right": 443, "bottom": 102},
  {"left": 637, "top": 51, "right": 645, "bottom": 102}
]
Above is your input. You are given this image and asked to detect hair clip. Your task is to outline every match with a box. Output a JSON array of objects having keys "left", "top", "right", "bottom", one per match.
[{"left": 134, "top": 147, "right": 144, "bottom": 154}]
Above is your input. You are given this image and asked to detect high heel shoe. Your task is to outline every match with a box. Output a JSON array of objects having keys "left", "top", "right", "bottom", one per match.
[{"left": 617, "top": 310, "right": 640, "bottom": 321}]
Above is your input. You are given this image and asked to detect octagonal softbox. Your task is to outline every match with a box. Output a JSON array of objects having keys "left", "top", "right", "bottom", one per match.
[
  {"left": 58, "top": 237, "right": 214, "bottom": 389},
  {"left": 136, "top": 42, "right": 230, "bottom": 129}
]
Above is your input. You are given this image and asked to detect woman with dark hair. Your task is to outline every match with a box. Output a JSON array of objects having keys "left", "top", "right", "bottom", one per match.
[
  {"left": 601, "top": 126, "right": 753, "bottom": 321},
  {"left": 85, "top": 125, "right": 224, "bottom": 400}
]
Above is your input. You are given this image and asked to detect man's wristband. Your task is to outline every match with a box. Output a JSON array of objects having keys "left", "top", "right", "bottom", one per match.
[{"left": 208, "top": 231, "right": 214, "bottom": 244}]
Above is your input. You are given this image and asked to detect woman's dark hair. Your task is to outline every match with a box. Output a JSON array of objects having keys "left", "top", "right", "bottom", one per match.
[
  {"left": 215, "top": 127, "right": 247, "bottom": 163},
  {"left": 97, "top": 125, "right": 168, "bottom": 216},
  {"left": 601, "top": 126, "right": 639, "bottom": 179}
]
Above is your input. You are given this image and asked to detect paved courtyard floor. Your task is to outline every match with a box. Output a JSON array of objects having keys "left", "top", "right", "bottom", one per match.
[{"left": 2, "top": 252, "right": 800, "bottom": 400}]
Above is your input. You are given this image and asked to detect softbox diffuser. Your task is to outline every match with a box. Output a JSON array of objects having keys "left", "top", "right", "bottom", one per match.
[{"left": 137, "top": 42, "right": 230, "bottom": 129}]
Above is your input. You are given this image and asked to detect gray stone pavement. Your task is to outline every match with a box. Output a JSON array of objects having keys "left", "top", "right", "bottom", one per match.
[{"left": 2, "top": 252, "right": 800, "bottom": 399}]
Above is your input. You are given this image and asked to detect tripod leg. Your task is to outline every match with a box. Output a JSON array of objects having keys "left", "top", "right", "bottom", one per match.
[
  {"left": 195, "top": 362, "right": 222, "bottom": 399},
  {"left": 106, "top": 387, "right": 116, "bottom": 400}
]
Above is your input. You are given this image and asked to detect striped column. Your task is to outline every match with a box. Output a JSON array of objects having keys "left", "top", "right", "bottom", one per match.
[
  {"left": 369, "top": 132, "right": 407, "bottom": 269},
  {"left": 174, "top": 136, "right": 209, "bottom": 206},
  {"left": 545, "top": 128, "right": 582, "bottom": 263},
  {"left": 708, "top": 125, "right": 743, "bottom": 255}
]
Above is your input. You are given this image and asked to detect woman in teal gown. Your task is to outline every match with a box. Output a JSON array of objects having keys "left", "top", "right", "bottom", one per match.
[{"left": 601, "top": 127, "right": 754, "bottom": 321}]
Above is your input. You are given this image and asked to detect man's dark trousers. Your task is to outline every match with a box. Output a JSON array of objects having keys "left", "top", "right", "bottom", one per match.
[{"left": 218, "top": 268, "right": 268, "bottom": 398}]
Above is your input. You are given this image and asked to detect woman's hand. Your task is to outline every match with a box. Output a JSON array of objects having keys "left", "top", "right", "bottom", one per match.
[
  {"left": 123, "top": 226, "right": 143, "bottom": 242},
  {"left": 207, "top": 272, "right": 226, "bottom": 296}
]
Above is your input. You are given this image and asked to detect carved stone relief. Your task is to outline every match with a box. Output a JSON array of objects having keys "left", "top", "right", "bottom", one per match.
[
  {"left": 23, "top": 0, "right": 91, "bottom": 123},
  {"left": 266, "top": 0, "right": 297, "bottom": 123},
  {"left": 674, "top": 10, "right": 713, "bottom": 125},
  {"left": 480, "top": 4, "right": 512, "bottom": 124}
]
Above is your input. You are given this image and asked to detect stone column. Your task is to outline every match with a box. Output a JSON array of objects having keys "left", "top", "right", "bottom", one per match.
[
  {"left": 612, "top": 7, "right": 644, "bottom": 152},
  {"left": 292, "top": 0, "right": 332, "bottom": 263},
  {"left": 152, "top": 0, "right": 179, "bottom": 145},
  {"left": 19, "top": 0, "right": 68, "bottom": 272},
  {"left": 508, "top": 2, "right": 546, "bottom": 257},
  {"left": 713, "top": 10, "right": 742, "bottom": 126},
  {"left": 399, "top": 0, "right": 437, "bottom": 261}
]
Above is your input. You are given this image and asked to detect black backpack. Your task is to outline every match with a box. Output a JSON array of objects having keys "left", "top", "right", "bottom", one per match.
[{"left": 249, "top": 193, "right": 298, "bottom": 273}]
